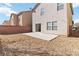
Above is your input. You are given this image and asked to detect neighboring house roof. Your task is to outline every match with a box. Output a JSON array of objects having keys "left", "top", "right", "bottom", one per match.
[
  {"left": 3, "top": 20, "right": 9, "bottom": 23},
  {"left": 3, "top": 20, "right": 10, "bottom": 25},
  {"left": 17, "top": 11, "right": 32, "bottom": 16},
  {"left": 3, "top": 21, "right": 6, "bottom": 24},
  {"left": 10, "top": 13, "right": 17, "bottom": 18},
  {"left": 10, "top": 13, "right": 17, "bottom": 21},
  {"left": 10, "top": 13, "right": 17, "bottom": 17},
  {"left": 32, "top": 3, "right": 40, "bottom": 12}
]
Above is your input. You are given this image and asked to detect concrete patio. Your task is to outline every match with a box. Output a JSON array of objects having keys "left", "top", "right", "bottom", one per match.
[{"left": 22, "top": 32, "right": 58, "bottom": 41}]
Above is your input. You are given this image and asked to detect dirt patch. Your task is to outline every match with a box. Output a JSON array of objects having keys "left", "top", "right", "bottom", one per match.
[
  {"left": 0, "top": 34, "right": 79, "bottom": 56},
  {"left": 0, "top": 34, "right": 49, "bottom": 56}
]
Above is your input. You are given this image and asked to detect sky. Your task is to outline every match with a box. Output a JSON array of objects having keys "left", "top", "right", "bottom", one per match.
[
  {"left": 0, "top": 3, "right": 36, "bottom": 25},
  {"left": 0, "top": 3, "right": 79, "bottom": 25},
  {"left": 73, "top": 3, "right": 79, "bottom": 23}
]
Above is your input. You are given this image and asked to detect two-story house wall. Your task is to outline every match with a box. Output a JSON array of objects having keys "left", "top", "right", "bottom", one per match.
[
  {"left": 10, "top": 13, "right": 19, "bottom": 26},
  {"left": 32, "top": 3, "right": 73, "bottom": 36}
]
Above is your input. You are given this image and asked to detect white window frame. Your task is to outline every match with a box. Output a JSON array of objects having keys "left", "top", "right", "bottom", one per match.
[
  {"left": 52, "top": 21, "right": 57, "bottom": 30},
  {"left": 40, "top": 8, "right": 45, "bottom": 16},
  {"left": 47, "top": 22, "right": 52, "bottom": 30},
  {"left": 47, "top": 21, "right": 57, "bottom": 30}
]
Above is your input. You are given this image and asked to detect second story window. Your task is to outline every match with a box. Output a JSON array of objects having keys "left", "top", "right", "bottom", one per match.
[
  {"left": 57, "top": 3, "right": 64, "bottom": 11},
  {"left": 40, "top": 8, "right": 45, "bottom": 16}
]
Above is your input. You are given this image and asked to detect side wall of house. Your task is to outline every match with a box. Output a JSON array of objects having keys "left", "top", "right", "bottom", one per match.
[
  {"left": 32, "top": 3, "right": 68, "bottom": 36},
  {"left": 67, "top": 4, "right": 73, "bottom": 36},
  {"left": 10, "top": 14, "right": 19, "bottom": 26},
  {"left": 18, "top": 12, "right": 32, "bottom": 32},
  {"left": 19, "top": 12, "right": 32, "bottom": 27}
]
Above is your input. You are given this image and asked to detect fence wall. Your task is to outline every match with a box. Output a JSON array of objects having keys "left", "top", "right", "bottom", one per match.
[
  {"left": 0, "top": 25, "right": 32, "bottom": 34},
  {"left": 69, "top": 26, "right": 79, "bottom": 37}
]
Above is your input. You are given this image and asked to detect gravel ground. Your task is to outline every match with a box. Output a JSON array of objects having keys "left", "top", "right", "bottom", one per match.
[{"left": 0, "top": 34, "right": 79, "bottom": 56}]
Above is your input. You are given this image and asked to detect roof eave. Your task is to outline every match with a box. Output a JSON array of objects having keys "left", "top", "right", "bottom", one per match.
[{"left": 32, "top": 3, "right": 40, "bottom": 12}]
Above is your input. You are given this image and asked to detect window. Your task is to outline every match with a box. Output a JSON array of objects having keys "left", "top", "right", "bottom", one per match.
[
  {"left": 40, "top": 8, "right": 45, "bottom": 16},
  {"left": 52, "top": 21, "right": 57, "bottom": 30},
  {"left": 47, "top": 22, "right": 52, "bottom": 30},
  {"left": 47, "top": 21, "right": 57, "bottom": 30},
  {"left": 57, "top": 3, "right": 64, "bottom": 11}
]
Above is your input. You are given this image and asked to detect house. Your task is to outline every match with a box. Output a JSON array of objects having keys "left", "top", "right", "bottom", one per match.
[
  {"left": 74, "top": 23, "right": 79, "bottom": 27},
  {"left": 72, "top": 23, "right": 79, "bottom": 31},
  {"left": 3, "top": 20, "right": 11, "bottom": 26},
  {"left": 9, "top": 11, "right": 32, "bottom": 27},
  {"left": 32, "top": 3, "right": 73, "bottom": 36},
  {"left": 18, "top": 11, "right": 32, "bottom": 27},
  {"left": 1, "top": 11, "right": 32, "bottom": 34},
  {"left": 10, "top": 13, "right": 19, "bottom": 26}
]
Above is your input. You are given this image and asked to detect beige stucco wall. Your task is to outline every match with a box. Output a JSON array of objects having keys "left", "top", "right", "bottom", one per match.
[
  {"left": 67, "top": 4, "right": 73, "bottom": 36},
  {"left": 19, "top": 12, "right": 32, "bottom": 27},
  {"left": 18, "top": 15, "right": 22, "bottom": 26},
  {"left": 10, "top": 13, "right": 19, "bottom": 26},
  {"left": 32, "top": 3, "right": 72, "bottom": 36}
]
